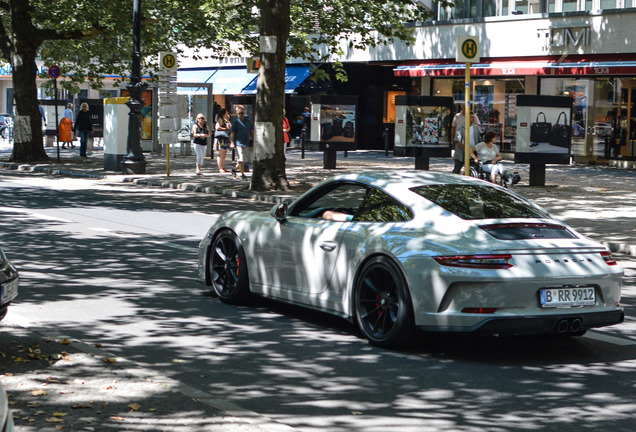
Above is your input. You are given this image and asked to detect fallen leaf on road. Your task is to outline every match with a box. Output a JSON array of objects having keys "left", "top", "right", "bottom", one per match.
[
  {"left": 60, "top": 338, "right": 72, "bottom": 345},
  {"left": 105, "top": 358, "right": 117, "bottom": 363},
  {"left": 45, "top": 417, "right": 65, "bottom": 423},
  {"left": 31, "top": 389, "right": 47, "bottom": 396},
  {"left": 52, "top": 412, "right": 68, "bottom": 417},
  {"left": 128, "top": 403, "right": 141, "bottom": 412},
  {"left": 110, "top": 416, "right": 125, "bottom": 421}
]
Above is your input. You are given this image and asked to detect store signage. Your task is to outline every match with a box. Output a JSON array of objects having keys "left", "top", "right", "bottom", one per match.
[{"left": 538, "top": 26, "right": 591, "bottom": 50}]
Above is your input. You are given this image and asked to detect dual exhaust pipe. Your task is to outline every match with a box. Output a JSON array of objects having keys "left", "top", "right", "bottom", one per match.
[{"left": 556, "top": 317, "right": 583, "bottom": 334}]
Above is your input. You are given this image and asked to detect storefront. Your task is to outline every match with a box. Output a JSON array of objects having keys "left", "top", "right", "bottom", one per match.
[{"left": 393, "top": 54, "right": 636, "bottom": 162}]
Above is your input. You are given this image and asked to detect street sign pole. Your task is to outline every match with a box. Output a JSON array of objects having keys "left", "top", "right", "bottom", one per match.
[
  {"left": 464, "top": 64, "right": 470, "bottom": 176},
  {"left": 456, "top": 36, "right": 480, "bottom": 176}
]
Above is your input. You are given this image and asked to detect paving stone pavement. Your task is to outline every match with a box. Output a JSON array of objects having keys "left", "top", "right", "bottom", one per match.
[{"left": 1, "top": 139, "right": 635, "bottom": 430}]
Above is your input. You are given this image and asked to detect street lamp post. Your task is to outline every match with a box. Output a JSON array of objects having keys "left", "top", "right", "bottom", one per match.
[{"left": 121, "top": 0, "right": 147, "bottom": 174}]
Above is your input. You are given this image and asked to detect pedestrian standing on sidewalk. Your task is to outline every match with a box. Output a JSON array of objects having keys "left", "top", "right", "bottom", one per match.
[
  {"left": 214, "top": 108, "right": 231, "bottom": 173},
  {"left": 230, "top": 104, "right": 253, "bottom": 179},
  {"left": 61, "top": 103, "right": 75, "bottom": 149},
  {"left": 73, "top": 103, "right": 92, "bottom": 158},
  {"left": 452, "top": 115, "right": 480, "bottom": 174},
  {"left": 283, "top": 109, "right": 291, "bottom": 149},
  {"left": 38, "top": 101, "right": 47, "bottom": 128},
  {"left": 192, "top": 113, "right": 210, "bottom": 175}
]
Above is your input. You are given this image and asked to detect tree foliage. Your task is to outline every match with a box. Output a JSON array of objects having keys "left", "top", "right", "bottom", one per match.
[{"left": 0, "top": 0, "right": 436, "bottom": 175}]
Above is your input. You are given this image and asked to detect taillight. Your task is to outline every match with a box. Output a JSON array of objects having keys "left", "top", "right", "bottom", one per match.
[
  {"left": 433, "top": 254, "right": 513, "bottom": 269},
  {"left": 601, "top": 251, "right": 618, "bottom": 266}
]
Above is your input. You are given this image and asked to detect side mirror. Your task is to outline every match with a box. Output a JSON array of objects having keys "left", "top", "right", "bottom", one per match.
[{"left": 271, "top": 202, "right": 288, "bottom": 223}]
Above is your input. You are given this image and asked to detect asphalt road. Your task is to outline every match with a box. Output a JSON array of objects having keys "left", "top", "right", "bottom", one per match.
[{"left": 1, "top": 172, "right": 636, "bottom": 432}]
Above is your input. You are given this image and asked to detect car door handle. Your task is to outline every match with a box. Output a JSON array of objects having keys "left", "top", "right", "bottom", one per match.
[{"left": 320, "top": 241, "right": 337, "bottom": 252}]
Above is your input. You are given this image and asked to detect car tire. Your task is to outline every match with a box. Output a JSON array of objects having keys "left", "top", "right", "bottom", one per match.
[
  {"left": 0, "top": 127, "right": 8, "bottom": 140},
  {"left": 0, "top": 306, "right": 7, "bottom": 321},
  {"left": 208, "top": 230, "right": 250, "bottom": 304},
  {"left": 354, "top": 256, "right": 415, "bottom": 349}
]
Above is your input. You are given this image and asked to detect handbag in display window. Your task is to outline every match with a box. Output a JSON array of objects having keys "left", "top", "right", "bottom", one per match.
[
  {"left": 550, "top": 111, "right": 571, "bottom": 148},
  {"left": 530, "top": 112, "right": 552, "bottom": 142}
]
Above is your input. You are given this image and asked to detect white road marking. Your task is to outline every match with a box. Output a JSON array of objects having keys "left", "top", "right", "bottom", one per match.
[
  {"left": 87, "top": 227, "right": 195, "bottom": 251},
  {"left": 584, "top": 330, "right": 636, "bottom": 346}
]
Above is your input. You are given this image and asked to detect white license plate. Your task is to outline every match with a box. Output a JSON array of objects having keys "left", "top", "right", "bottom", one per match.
[
  {"left": 1, "top": 278, "right": 18, "bottom": 304},
  {"left": 540, "top": 286, "right": 595, "bottom": 308}
]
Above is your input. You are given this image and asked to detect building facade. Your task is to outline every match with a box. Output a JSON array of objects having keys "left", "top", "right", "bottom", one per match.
[{"left": 334, "top": 2, "right": 636, "bottom": 162}]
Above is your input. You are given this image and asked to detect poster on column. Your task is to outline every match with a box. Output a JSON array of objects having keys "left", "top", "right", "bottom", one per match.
[
  {"left": 393, "top": 96, "right": 453, "bottom": 157},
  {"left": 515, "top": 95, "right": 573, "bottom": 165},
  {"left": 310, "top": 95, "right": 357, "bottom": 151}
]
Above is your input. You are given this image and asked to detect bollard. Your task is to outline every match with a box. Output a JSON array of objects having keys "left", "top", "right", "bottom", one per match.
[
  {"left": 301, "top": 128, "right": 306, "bottom": 159},
  {"left": 384, "top": 127, "right": 390, "bottom": 156}
]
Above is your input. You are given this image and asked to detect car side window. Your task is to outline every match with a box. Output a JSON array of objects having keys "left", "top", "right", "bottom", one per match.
[
  {"left": 293, "top": 183, "right": 370, "bottom": 219},
  {"left": 354, "top": 188, "right": 413, "bottom": 222}
]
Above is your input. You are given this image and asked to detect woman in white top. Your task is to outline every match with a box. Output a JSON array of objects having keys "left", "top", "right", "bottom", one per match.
[{"left": 470, "top": 130, "right": 505, "bottom": 183}]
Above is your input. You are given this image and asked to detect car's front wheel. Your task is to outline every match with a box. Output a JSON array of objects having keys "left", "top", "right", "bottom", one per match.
[
  {"left": 208, "top": 230, "right": 250, "bottom": 304},
  {"left": 354, "top": 256, "right": 414, "bottom": 348}
]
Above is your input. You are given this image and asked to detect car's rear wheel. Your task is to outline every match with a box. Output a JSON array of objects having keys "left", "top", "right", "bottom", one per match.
[
  {"left": 354, "top": 256, "right": 414, "bottom": 348},
  {"left": 208, "top": 230, "right": 250, "bottom": 304}
]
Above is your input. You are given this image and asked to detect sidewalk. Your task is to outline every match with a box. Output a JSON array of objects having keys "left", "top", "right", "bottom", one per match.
[{"left": 1, "top": 139, "right": 636, "bottom": 431}]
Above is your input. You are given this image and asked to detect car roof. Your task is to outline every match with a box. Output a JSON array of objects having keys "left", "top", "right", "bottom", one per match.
[{"left": 319, "top": 170, "right": 505, "bottom": 209}]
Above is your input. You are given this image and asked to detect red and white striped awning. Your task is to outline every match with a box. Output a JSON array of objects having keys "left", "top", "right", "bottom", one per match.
[{"left": 394, "top": 56, "right": 636, "bottom": 77}]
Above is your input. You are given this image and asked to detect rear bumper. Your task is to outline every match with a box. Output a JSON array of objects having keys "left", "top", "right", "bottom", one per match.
[
  {"left": 418, "top": 309, "right": 625, "bottom": 335},
  {"left": 476, "top": 310, "right": 624, "bottom": 334}
]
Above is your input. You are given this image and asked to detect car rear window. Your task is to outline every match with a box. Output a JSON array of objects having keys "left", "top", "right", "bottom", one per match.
[{"left": 410, "top": 184, "right": 549, "bottom": 220}]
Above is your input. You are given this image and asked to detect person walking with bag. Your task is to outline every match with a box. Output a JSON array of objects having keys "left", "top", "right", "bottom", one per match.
[
  {"left": 73, "top": 103, "right": 92, "bottom": 158},
  {"left": 214, "top": 108, "right": 231, "bottom": 173},
  {"left": 192, "top": 113, "right": 210, "bottom": 175}
]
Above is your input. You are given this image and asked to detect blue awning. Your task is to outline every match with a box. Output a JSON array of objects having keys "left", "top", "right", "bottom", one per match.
[
  {"left": 242, "top": 65, "right": 311, "bottom": 94},
  {"left": 177, "top": 69, "right": 215, "bottom": 95},
  {"left": 207, "top": 68, "right": 257, "bottom": 95}
]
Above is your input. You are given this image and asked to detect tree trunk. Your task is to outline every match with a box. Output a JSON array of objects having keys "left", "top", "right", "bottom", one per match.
[
  {"left": 250, "top": 0, "right": 291, "bottom": 192},
  {"left": 8, "top": 0, "right": 49, "bottom": 163}
]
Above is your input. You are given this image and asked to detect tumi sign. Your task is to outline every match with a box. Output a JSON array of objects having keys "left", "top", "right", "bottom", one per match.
[{"left": 538, "top": 26, "right": 591, "bottom": 50}]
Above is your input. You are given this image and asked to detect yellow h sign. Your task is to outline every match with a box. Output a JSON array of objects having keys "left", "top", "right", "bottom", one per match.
[{"left": 456, "top": 36, "right": 480, "bottom": 63}]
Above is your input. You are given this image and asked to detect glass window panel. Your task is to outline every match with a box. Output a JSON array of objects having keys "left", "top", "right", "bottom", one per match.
[
  {"left": 514, "top": 0, "right": 529, "bottom": 14},
  {"left": 600, "top": 0, "right": 617, "bottom": 9},
  {"left": 563, "top": 0, "right": 578, "bottom": 11},
  {"left": 483, "top": 0, "right": 498, "bottom": 16}
]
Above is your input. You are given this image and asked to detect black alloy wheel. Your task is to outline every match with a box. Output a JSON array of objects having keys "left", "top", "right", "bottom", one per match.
[
  {"left": 209, "top": 230, "right": 249, "bottom": 304},
  {"left": 354, "top": 256, "right": 414, "bottom": 348}
]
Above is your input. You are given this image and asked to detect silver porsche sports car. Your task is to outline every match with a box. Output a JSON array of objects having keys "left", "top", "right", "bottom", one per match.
[{"left": 198, "top": 171, "right": 623, "bottom": 348}]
